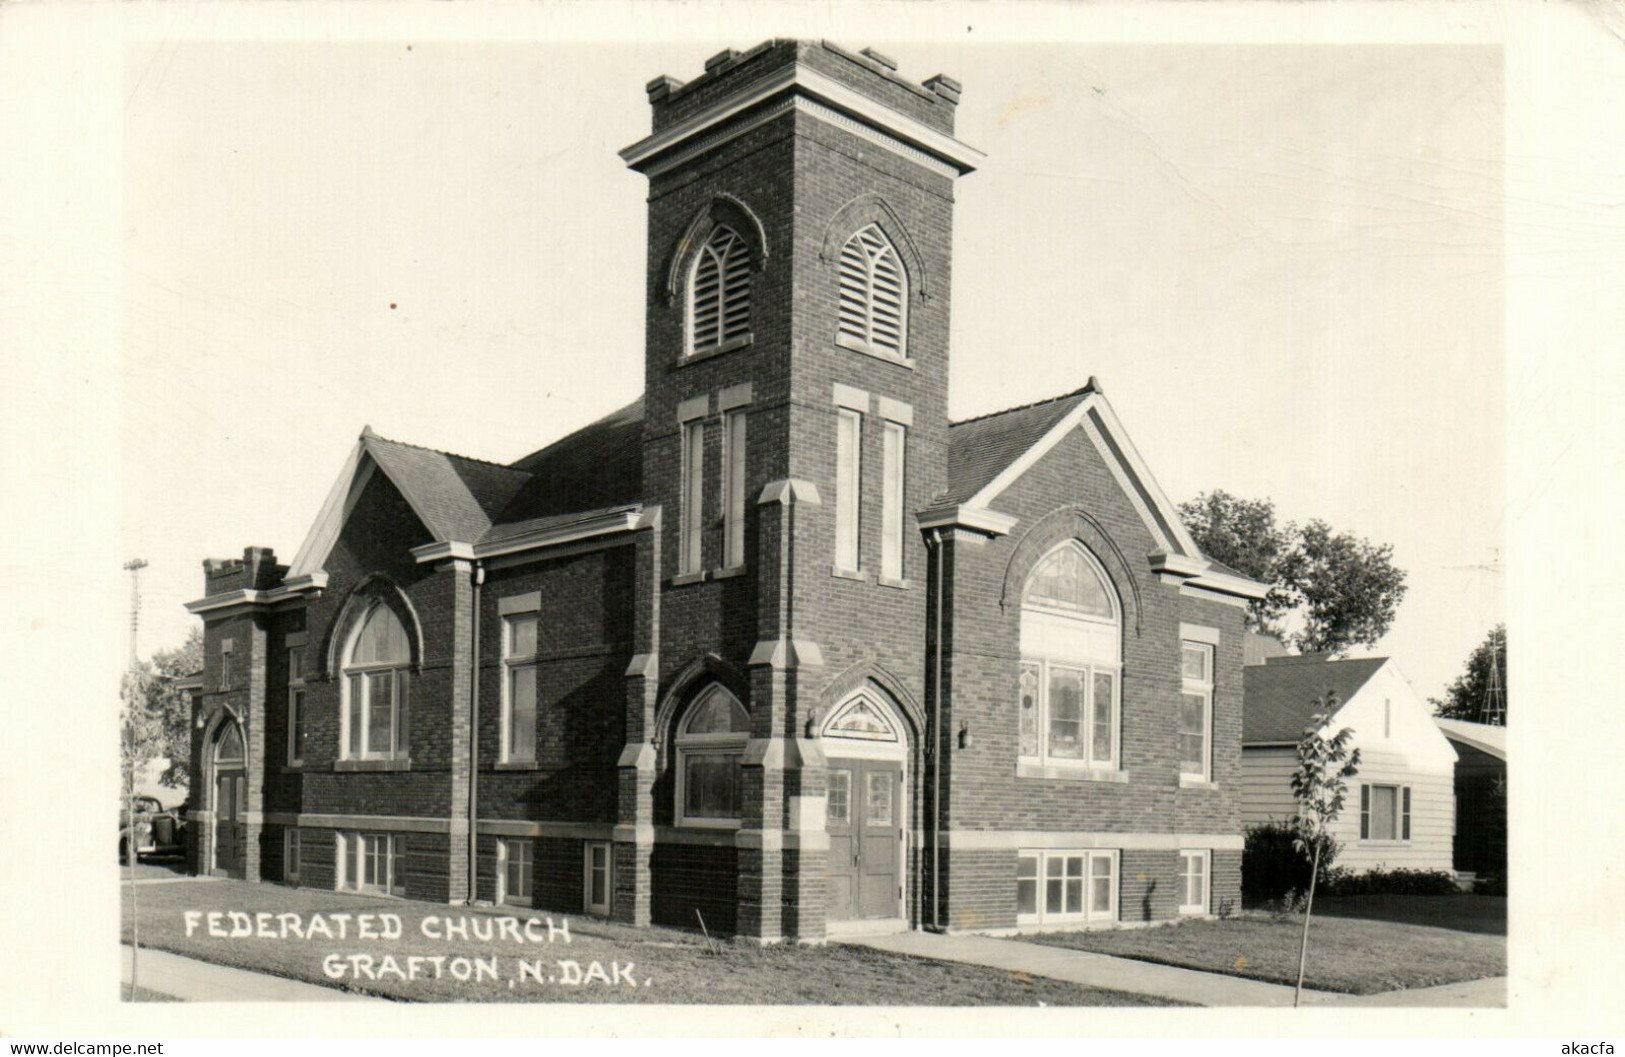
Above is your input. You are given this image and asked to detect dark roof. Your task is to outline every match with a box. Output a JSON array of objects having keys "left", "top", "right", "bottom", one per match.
[
  {"left": 1243, "top": 655, "right": 1388, "bottom": 744},
  {"left": 500, "top": 396, "right": 645, "bottom": 524},
  {"left": 362, "top": 430, "right": 529, "bottom": 543},
  {"left": 942, "top": 385, "right": 1095, "bottom": 505},
  {"left": 1242, "top": 632, "right": 1290, "bottom": 667}
]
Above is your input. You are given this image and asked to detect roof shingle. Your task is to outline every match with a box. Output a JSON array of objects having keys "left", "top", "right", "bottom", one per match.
[
  {"left": 500, "top": 396, "right": 645, "bottom": 524},
  {"left": 943, "top": 385, "right": 1094, "bottom": 505},
  {"left": 1243, "top": 655, "right": 1388, "bottom": 744},
  {"left": 362, "top": 430, "right": 529, "bottom": 543}
]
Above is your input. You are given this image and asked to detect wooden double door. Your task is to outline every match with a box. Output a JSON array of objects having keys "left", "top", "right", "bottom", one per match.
[
  {"left": 214, "top": 770, "right": 246, "bottom": 878},
  {"left": 825, "top": 758, "right": 903, "bottom": 921}
]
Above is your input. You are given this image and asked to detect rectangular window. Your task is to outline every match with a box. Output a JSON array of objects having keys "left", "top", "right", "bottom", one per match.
[
  {"left": 584, "top": 842, "right": 612, "bottom": 916},
  {"left": 827, "top": 769, "right": 851, "bottom": 825},
  {"left": 1179, "top": 642, "right": 1214, "bottom": 780},
  {"left": 1016, "top": 849, "right": 1117, "bottom": 925},
  {"left": 498, "top": 839, "right": 533, "bottom": 906},
  {"left": 284, "top": 829, "right": 301, "bottom": 884},
  {"left": 287, "top": 645, "right": 306, "bottom": 766},
  {"left": 1018, "top": 658, "right": 1119, "bottom": 769},
  {"left": 338, "top": 832, "right": 405, "bottom": 896},
  {"left": 721, "top": 409, "right": 747, "bottom": 569},
  {"left": 1178, "top": 850, "right": 1210, "bottom": 914},
  {"left": 880, "top": 421, "right": 905, "bottom": 581},
  {"left": 683, "top": 754, "right": 741, "bottom": 820},
  {"left": 218, "top": 641, "right": 233, "bottom": 691},
  {"left": 834, "top": 408, "right": 862, "bottom": 572},
  {"left": 503, "top": 614, "right": 539, "bottom": 763},
  {"left": 1360, "top": 784, "right": 1411, "bottom": 841},
  {"left": 680, "top": 419, "right": 705, "bottom": 575}
]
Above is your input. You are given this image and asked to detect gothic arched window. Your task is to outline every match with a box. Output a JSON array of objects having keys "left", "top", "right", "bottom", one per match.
[
  {"left": 836, "top": 223, "right": 907, "bottom": 358},
  {"left": 1019, "top": 542, "right": 1121, "bottom": 769},
  {"left": 674, "top": 684, "right": 751, "bottom": 825},
  {"left": 687, "top": 225, "right": 752, "bottom": 357},
  {"left": 340, "top": 602, "right": 411, "bottom": 761}
]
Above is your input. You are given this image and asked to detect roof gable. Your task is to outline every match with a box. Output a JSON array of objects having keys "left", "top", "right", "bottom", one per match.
[
  {"left": 1435, "top": 717, "right": 1507, "bottom": 760},
  {"left": 1242, "top": 655, "right": 1388, "bottom": 744}
]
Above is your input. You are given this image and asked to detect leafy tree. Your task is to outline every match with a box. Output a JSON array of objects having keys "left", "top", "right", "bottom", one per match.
[
  {"left": 1431, "top": 624, "right": 1507, "bottom": 723},
  {"left": 120, "top": 627, "right": 203, "bottom": 791},
  {"left": 1179, "top": 491, "right": 1407, "bottom": 656},
  {"left": 1289, "top": 694, "right": 1361, "bottom": 1006}
]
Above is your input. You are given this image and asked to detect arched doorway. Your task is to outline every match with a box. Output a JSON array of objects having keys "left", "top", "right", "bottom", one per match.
[
  {"left": 211, "top": 720, "right": 246, "bottom": 878},
  {"left": 820, "top": 689, "right": 910, "bottom": 927}
]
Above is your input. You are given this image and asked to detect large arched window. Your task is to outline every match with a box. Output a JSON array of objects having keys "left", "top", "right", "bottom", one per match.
[
  {"left": 687, "top": 225, "right": 751, "bottom": 357},
  {"left": 836, "top": 223, "right": 907, "bottom": 359},
  {"left": 340, "top": 602, "right": 411, "bottom": 761},
  {"left": 1019, "top": 542, "right": 1121, "bottom": 770},
  {"left": 674, "top": 684, "right": 750, "bottom": 826}
]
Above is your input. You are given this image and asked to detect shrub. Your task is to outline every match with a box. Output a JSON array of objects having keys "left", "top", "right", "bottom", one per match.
[
  {"left": 1320, "top": 867, "right": 1461, "bottom": 896},
  {"left": 1472, "top": 872, "right": 1507, "bottom": 896},
  {"left": 1241, "top": 820, "right": 1340, "bottom": 905}
]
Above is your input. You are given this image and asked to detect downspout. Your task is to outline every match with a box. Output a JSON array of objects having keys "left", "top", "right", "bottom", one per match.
[
  {"left": 467, "top": 561, "right": 484, "bottom": 903},
  {"left": 929, "top": 527, "right": 946, "bottom": 932}
]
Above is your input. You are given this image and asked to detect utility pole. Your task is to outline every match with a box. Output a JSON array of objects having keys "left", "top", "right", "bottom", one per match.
[{"left": 122, "top": 558, "right": 147, "bottom": 999}]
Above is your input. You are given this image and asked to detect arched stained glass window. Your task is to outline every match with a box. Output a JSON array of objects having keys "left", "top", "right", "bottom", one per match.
[
  {"left": 837, "top": 224, "right": 907, "bottom": 358},
  {"left": 1022, "top": 542, "right": 1117, "bottom": 619},
  {"left": 688, "top": 225, "right": 752, "bottom": 356},
  {"left": 676, "top": 685, "right": 750, "bottom": 824},
  {"left": 1019, "top": 542, "right": 1121, "bottom": 769},
  {"left": 215, "top": 723, "right": 244, "bottom": 764},
  {"left": 823, "top": 694, "right": 899, "bottom": 742},
  {"left": 341, "top": 602, "right": 411, "bottom": 761}
]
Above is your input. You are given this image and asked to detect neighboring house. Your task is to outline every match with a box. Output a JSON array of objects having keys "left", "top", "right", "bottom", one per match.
[
  {"left": 1435, "top": 718, "right": 1506, "bottom": 878},
  {"left": 1242, "top": 654, "right": 1457, "bottom": 873},
  {"left": 182, "top": 40, "right": 1267, "bottom": 941}
]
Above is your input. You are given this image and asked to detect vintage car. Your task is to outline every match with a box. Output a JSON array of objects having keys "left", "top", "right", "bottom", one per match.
[{"left": 119, "top": 795, "right": 186, "bottom": 864}]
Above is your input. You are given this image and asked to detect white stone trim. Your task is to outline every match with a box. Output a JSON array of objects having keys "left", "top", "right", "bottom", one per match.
[
  {"left": 287, "top": 439, "right": 369, "bottom": 579},
  {"left": 677, "top": 394, "right": 710, "bottom": 423},
  {"left": 718, "top": 382, "right": 754, "bottom": 411},
  {"left": 876, "top": 395, "right": 913, "bottom": 426},
  {"left": 832, "top": 382, "right": 869, "bottom": 411},
  {"left": 185, "top": 572, "right": 329, "bottom": 615},
  {"left": 497, "top": 591, "right": 542, "bottom": 617},
  {"left": 914, "top": 504, "right": 1017, "bottom": 538},
  {"left": 1179, "top": 622, "right": 1222, "bottom": 647}
]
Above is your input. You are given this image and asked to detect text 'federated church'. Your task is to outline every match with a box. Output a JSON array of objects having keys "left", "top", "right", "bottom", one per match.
[{"left": 183, "top": 39, "right": 1269, "bottom": 942}]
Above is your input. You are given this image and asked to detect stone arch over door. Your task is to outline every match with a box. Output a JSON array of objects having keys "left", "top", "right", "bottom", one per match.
[
  {"left": 320, "top": 574, "right": 426, "bottom": 680},
  {"left": 1000, "top": 506, "right": 1143, "bottom": 636},
  {"left": 663, "top": 194, "right": 770, "bottom": 305}
]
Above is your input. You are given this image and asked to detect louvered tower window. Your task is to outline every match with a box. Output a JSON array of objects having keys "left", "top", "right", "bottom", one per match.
[
  {"left": 837, "top": 224, "right": 907, "bottom": 357},
  {"left": 688, "top": 225, "right": 751, "bottom": 356}
]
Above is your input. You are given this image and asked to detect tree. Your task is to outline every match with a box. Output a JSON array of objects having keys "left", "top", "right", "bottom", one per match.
[
  {"left": 120, "top": 627, "right": 203, "bottom": 792},
  {"left": 1431, "top": 624, "right": 1507, "bottom": 723},
  {"left": 1289, "top": 694, "right": 1361, "bottom": 1007},
  {"left": 1179, "top": 491, "right": 1408, "bottom": 656}
]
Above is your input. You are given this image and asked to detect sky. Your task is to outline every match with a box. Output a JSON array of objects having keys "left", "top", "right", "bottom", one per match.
[{"left": 116, "top": 33, "right": 1504, "bottom": 701}]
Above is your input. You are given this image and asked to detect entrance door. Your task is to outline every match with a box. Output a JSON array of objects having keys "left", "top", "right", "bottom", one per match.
[
  {"left": 825, "top": 758, "right": 902, "bottom": 921},
  {"left": 215, "top": 770, "right": 245, "bottom": 878}
]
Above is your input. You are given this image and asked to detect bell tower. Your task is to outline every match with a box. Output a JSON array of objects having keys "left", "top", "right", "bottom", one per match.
[{"left": 619, "top": 40, "right": 981, "bottom": 941}]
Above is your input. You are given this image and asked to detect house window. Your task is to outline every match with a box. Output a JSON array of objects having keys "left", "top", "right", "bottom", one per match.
[
  {"left": 502, "top": 614, "right": 538, "bottom": 763},
  {"left": 674, "top": 684, "right": 750, "bottom": 826},
  {"left": 836, "top": 224, "right": 907, "bottom": 358},
  {"left": 1360, "top": 784, "right": 1411, "bottom": 841},
  {"left": 679, "top": 418, "right": 705, "bottom": 575},
  {"left": 287, "top": 646, "right": 306, "bottom": 766},
  {"left": 880, "top": 421, "right": 905, "bottom": 581},
  {"left": 497, "top": 839, "right": 533, "bottom": 906},
  {"left": 1019, "top": 542, "right": 1121, "bottom": 770},
  {"left": 1016, "top": 849, "right": 1117, "bottom": 924},
  {"left": 337, "top": 832, "right": 406, "bottom": 896},
  {"left": 721, "top": 409, "right": 747, "bottom": 569},
  {"left": 687, "top": 225, "right": 751, "bottom": 356},
  {"left": 284, "top": 829, "right": 301, "bottom": 884},
  {"left": 1179, "top": 641, "right": 1213, "bottom": 781},
  {"left": 339, "top": 602, "right": 411, "bottom": 761},
  {"left": 1178, "top": 850, "right": 1210, "bottom": 915},
  {"left": 584, "top": 842, "right": 612, "bottom": 916},
  {"left": 218, "top": 639, "right": 233, "bottom": 691},
  {"left": 834, "top": 408, "right": 862, "bottom": 573}
]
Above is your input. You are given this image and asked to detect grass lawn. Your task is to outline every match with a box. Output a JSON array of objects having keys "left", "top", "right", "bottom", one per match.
[
  {"left": 121, "top": 879, "right": 1172, "bottom": 1005},
  {"left": 1027, "top": 912, "right": 1505, "bottom": 995},
  {"left": 1313, "top": 894, "right": 1506, "bottom": 935}
]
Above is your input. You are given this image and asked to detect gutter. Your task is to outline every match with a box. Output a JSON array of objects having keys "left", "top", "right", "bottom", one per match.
[
  {"left": 927, "top": 527, "right": 947, "bottom": 932},
  {"left": 467, "top": 561, "right": 484, "bottom": 903}
]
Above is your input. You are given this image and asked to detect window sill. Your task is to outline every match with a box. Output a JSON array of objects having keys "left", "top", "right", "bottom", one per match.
[
  {"left": 682, "top": 333, "right": 754, "bottom": 365},
  {"left": 333, "top": 758, "right": 412, "bottom": 773},
  {"left": 668, "top": 571, "right": 708, "bottom": 587},
  {"left": 831, "top": 566, "right": 869, "bottom": 583},
  {"left": 835, "top": 333, "right": 915, "bottom": 370},
  {"left": 1178, "top": 776, "right": 1218, "bottom": 789},
  {"left": 674, "top": 818, "right": 743, "bottom": 831},
  {"left": 1358, "top": 839, "right": 1411, "bottom": 846},
  {"left": 1016, "top": 762, "right": 1128, "bottom": 783},
  {"left": 878, "top": 576, "right": 911, "bottom": 590},
  {"left": 494, "top": 760, "right": 538, "bottom": 772},
  {"left": 712, "top": 565, "right": 747, "bottom": 580}
]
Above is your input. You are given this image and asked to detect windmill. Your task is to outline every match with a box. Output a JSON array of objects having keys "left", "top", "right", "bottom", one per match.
[{"left": 1480, "top": 637, "right": 1505, "bottom": 726}]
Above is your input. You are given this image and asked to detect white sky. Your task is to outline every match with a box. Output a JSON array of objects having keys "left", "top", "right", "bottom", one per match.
[{"left": 118, "top": 36, "right": 1503, "bottom": 699}]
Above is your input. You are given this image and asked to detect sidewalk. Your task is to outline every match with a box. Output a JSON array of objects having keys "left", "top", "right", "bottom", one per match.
[
  {"left": 847, "top": 932, "right": 1504, "bottom": 1008},
  {"left": 121, "top": 946, "right": 385, "bottom": 1002}
]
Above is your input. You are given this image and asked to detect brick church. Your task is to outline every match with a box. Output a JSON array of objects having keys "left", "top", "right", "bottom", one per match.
[{"left": 185, "top": 40, "right": 1266, "bottom": 942}]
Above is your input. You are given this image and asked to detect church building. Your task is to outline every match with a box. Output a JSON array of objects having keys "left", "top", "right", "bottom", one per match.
[{"left": 185, "top": 40, "right": 1267, "bottom": 941}]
